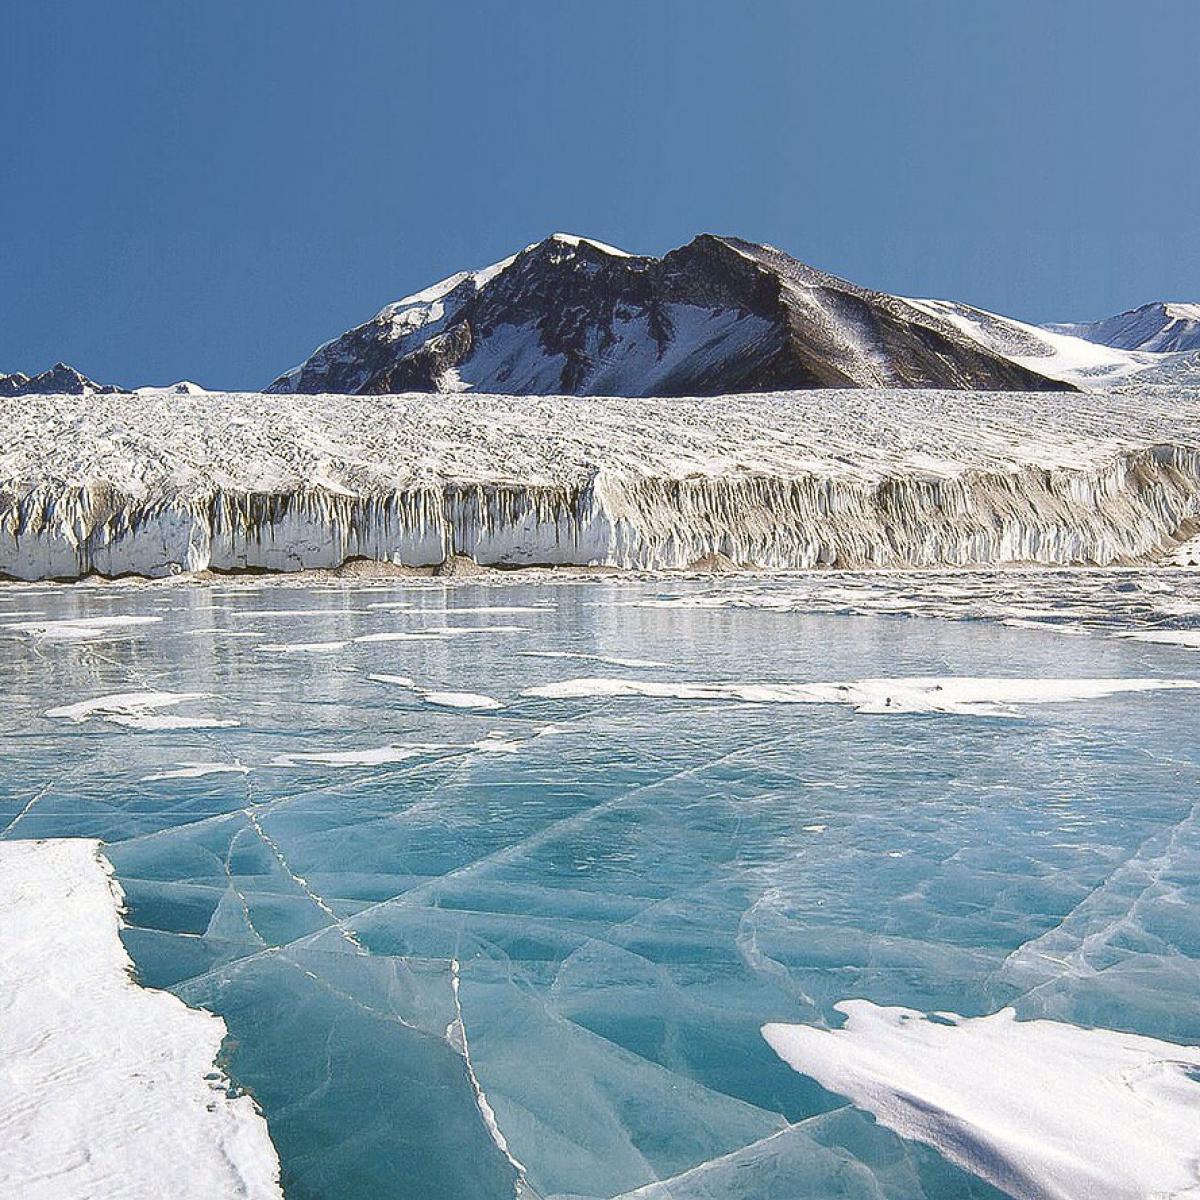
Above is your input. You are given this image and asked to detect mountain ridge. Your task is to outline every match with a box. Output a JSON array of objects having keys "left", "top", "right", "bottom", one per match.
[
  {"left": 269, "top": 233, "right": 1161, "bottom": 397},
  {"left": 0, "top": 362, "right": 126, "bottom": 397}
]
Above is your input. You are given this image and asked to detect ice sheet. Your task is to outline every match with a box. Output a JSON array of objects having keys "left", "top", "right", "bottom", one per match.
[{"left": 5, "top": 575, "right": 1200, "bottom": 1200}]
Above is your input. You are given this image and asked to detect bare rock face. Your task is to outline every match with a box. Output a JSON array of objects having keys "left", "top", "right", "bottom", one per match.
[
  {"left": 0, "top": 362, "right": 126, "bottom": 397},
  {"left": 267, "top": 234, "right": 1078, "bottom": 396}
]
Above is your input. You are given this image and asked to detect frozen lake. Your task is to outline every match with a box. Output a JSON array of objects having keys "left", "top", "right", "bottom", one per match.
[{"left": 3, "top": 572, "right": 1200, "bottom": 1199}]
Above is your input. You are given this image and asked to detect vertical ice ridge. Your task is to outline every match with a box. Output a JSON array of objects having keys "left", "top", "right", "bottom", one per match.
[{"left": 4, "top": 444, "right": 1200, "bottom": 579}]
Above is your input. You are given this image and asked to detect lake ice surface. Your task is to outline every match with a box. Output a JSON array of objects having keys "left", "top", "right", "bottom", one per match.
[{"left": 3, "top": 571, "right": 1200, "bottom": 1200}]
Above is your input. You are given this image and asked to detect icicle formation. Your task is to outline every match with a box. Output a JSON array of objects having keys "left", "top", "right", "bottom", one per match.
[{"left": 3, "top": 445, "right": 1200, "bottom": 580}]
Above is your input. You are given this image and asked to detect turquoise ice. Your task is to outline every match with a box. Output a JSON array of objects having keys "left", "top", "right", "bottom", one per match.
[{"left": 3, "top": 574, "right": 1199, "bottom": 1199}]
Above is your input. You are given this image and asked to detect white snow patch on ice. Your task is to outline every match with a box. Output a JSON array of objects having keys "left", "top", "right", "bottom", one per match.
[
  {"left": 1116, "top": 629, "right": 1200, "bottom": 648},
  {"left": 522, "top": 675, "right": 1199, "bottom": 717},
  {"left": 0, "top": 839, "right": 282, "bottom": 1200},
  {"left": 270, "top": 744, "right": 445, "bottom": 768},
  {"left": 368, "top": 672, "right": 502, "bottom": 710},
  {"left": 4, "top": 614, "right": 161, "bottom": 641},
  {"left": 45, "top": 690, "right": 236, "bottom": 730},
  {"left": 107, "top": 713, "right": 240, "bottom": 731},
  {"left": 763, "top": 1001, "right": 1200, "bottom": 1200},
  {"left": 46, "top": 690, "right": 209, "bottom": 722},
  {"left": 142, "top": 761, "right": 251, "bottom": 781},
  {"left": 257, "top": 640, "right": 350, "bottom": 653},
  {"left": 422, "top": 690, "right": 503, "bottom": 710},
  {"left": 523, "top": 650, "right": 669, "bottom": 669}
]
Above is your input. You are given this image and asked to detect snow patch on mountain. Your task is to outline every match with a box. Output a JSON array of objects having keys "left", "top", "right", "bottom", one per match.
[
  {"left": 906, "top": 298, "right": 1156, "bottom": 386},
  {"left": 133, "top": 380, "right": 210, "bottom": 396}
]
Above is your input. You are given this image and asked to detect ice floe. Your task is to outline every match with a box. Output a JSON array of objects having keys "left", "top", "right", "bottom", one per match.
[
  {"left": 522, "top": 675, "right": 1199, "bottom": 717},
  {"left": 763, "top": 1001, "right": 1200, "bottom": 1200},
  {"left": 0, "top": 839, "right": 282, "bottom": 1200}
]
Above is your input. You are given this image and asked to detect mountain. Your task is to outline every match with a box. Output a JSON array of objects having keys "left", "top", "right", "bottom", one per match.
[
  {"left": 0, "top": 362, "right": 126, "bottom": 397},
  {"left": 269, "top": 234, "right": 1153, "bottom": 397},
  {"left": 1048, "top": 302, "right": 1200, "bottom": 353}
]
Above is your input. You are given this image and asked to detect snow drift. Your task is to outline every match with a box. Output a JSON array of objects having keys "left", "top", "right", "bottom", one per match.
[
  {"left": 763, "top": 1002, "right": 1200, "bottom": 1200},
  {"left": 0, "top": 838, "right": 282, "bottom": 1200}
]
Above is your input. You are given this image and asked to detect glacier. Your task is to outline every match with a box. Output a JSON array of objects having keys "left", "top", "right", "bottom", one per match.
[{"left": 3, "top": 387, "right": 1200, "bottom": 581}]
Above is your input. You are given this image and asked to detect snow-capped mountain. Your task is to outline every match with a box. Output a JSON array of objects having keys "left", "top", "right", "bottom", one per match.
[
  {"left": 1049, "top": 303, "right": 1200, "bottom": 354},
  {"left": 0, "top": 362, "right": 125, "bottom": 397},
  {"left": 270, "top": 234, "right": 1151, "bottom": 396}
]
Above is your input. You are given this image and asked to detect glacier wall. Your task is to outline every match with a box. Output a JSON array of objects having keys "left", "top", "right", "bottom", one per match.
[{"left": 4, "top": 444, "right": 1200, "bottom": 581}]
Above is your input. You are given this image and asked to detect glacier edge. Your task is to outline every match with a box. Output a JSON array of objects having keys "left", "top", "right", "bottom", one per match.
[
  {"left": 4, "top": 446, "right": 1200, "bottom": 581},
  {"left": 4, "top": 389, "right": 1200, "bottom": 581}
]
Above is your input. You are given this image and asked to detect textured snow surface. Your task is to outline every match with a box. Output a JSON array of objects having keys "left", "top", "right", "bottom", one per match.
[
  {"left": 0, "top": 838, "right": 282, "bottom": 1200},
  {"left": 764, "top": 1001, "right": 1200, "bottom": 1200},
  {"left": 4, "top": 388, "right": 1200, "bottom": 580}
]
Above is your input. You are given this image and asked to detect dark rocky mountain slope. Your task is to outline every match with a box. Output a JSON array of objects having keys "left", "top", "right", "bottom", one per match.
[{"left": 268, "top": 234, "right": 1091, "bottom": 396}]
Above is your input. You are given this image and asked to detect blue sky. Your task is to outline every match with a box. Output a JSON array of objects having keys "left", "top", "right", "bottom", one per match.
[{"left": 3, "top": 0, "right": 1197, "bottom": 389}]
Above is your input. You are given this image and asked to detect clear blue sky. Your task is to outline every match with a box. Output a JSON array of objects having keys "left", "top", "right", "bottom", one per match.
[{"left": 3, "top": 0, "right": 1197, "bottom": 390}]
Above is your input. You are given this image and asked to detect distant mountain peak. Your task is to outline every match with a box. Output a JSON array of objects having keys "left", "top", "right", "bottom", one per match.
[
  {"left": 0, "top": 362, "right": 126, "bottom": 397},
  {"left": 1047, "top": 301, "right": 1200, "bottom": 354}
]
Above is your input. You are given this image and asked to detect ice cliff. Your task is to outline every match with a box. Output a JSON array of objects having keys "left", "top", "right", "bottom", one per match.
[{"left": 2, "top": 388, "right": 1200, "bottom": 581}]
